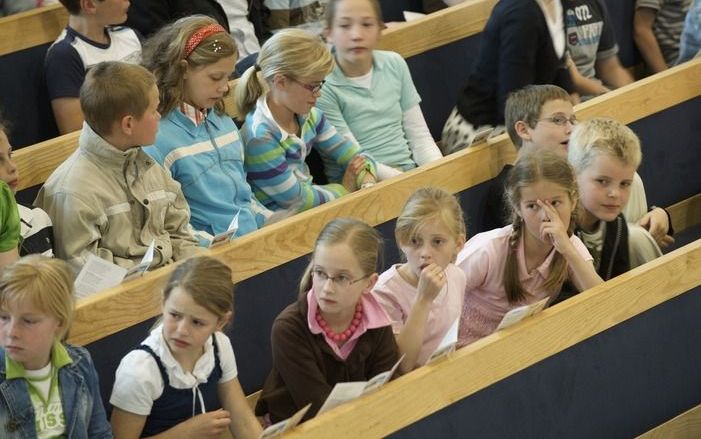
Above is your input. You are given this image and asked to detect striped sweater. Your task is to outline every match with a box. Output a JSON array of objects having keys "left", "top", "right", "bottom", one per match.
[{"left": 240, "top": 95, "right": 376, "bottom": 212}]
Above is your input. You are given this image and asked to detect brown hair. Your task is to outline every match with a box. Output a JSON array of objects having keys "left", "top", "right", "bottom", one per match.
[
  {"left": 235, "top": 28, "right": 334, "bottom": 118},
  {"left": 0, "top": 256, "right": 75, "bottom": 340},
  {"left": 80, "top": 61, "right": 156, "bottom": 137},
  {"left": 505, "top": 85, "right": 572, "bottom": 148},
  {"left": 58, "top": 0, "right": 82, "bottom": 15},
  {"left": 163, "top": 256, "right": 235, "bottom": 324},
  {"left": 503, "top": 150, "right": 578, "bottom": 303},
  {"left": 325, "top": 0, "right": 385, "bottom": 29},
  {"left": 142, "top": 15, "right": 238, "bottom": 116},
  {"left": 299, "top": 217, "right": 382, "bottom": 295},
  {"left": 395, "top": 187, "right": 466, "bottom": 252},
  {"left": 568, "top": 117, "right": 642, "bottom": 173}
]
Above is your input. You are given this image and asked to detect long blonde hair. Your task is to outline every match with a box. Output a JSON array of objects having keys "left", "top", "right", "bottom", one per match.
[
  {"left": 395, "top": 187, "right": 466, "bottom": 256},
  {"left": 299, "top": 218, "right": 382, "bottom": 295},
  {"left": 235, "top": 28, "right": 334, "bottom": 118},
  {"left": 503, "top": 151, "right": 578, "bottom": 303},
  {"left": 142, "top": 15, "right": 238, "bottom": 116}
]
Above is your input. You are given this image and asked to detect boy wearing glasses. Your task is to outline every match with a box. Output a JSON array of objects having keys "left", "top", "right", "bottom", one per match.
[
  {"left": 482, "top": 85, "right": 576, "bottom": 231},
  {"left": 482, "top": 85, "right": 672, "bottom": 252}
]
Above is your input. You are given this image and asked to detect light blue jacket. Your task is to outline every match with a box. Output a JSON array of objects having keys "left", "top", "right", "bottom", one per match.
[
  {"left": 145, "top": 109, "right": 270, "bottom": 241},
  {"left": 0, "top": 344, "right": 112, "bottom": 438}
]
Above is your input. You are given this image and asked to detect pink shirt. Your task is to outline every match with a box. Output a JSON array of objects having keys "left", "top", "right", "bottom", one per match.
[
  {"left": 306, "top": 289, "right": 391, "bottom": 360},
  {"left": 372, "top": 264, "right": 465, "bottom": 367},
  {"left": 456, "top": 225, "right": 593, "bottom": 346}
]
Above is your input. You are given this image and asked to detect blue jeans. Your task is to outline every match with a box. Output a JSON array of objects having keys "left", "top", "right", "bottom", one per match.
[{"left": 678, "top": 0, "right": 701, "bottom": 64}]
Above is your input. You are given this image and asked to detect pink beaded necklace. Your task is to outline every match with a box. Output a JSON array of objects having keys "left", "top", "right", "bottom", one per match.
[{"left": 315, "top": 302, "right": 364, "bottom": 342}]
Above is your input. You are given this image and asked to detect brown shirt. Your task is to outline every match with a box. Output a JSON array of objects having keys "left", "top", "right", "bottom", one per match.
[{"left": 255, "top": 295, "right": 400, "bottom": 422}]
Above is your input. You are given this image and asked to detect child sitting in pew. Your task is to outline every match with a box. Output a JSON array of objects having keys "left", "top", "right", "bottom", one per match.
[
  {"left": 256, "top": 218, "right": 400, "bottom": 422},
  {"left": 142, "top": 15, "right": 271, "bottom": 244},
  {"left": 46, "top": 0, "right": 142, "bottom": 134},
  {"left": 457, "top": 151, "right": 603, "bottom": 346},
  {"left": 568, "top": 118, "right": 662, "bottom": 280},
  {"left": 0, "top": 120, "right": 54, "bottom": 258},
  {"left": 317, "top": 0, "right": 442, "bottom": 180},
  {"left": 373, "top": 187, "right": 466, "bottom": 372},
  {"left": 440, "top": 0, "right": 577, "bottom": 155},
  {"left": 0, "top": 256, "right": 112, "bottom": 438},
  {"left": 488, "top": 84, "right": 674, "bottom": 250},
  {"left": 35, "top": 62, "right": 200, "bottom": 271},
  {"left": 235, "top": 28, "right": 377, "bottom": 213},
  {"left": 110, "top": 255, "right": 262, "bottom": 439}
]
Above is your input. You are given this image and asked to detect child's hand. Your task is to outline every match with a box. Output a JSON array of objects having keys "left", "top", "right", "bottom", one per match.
[
  {"left": 416, "top": 263, "right": 446, "bottom": 303},
  {"left": 538, "top": 200, "right": 574, "bottom": 256},
  {"left": 186, "top": 409, "right": 231, "bottom": 438},
  {"left": 342, "top": 155, "right": 366, "bottom": 192},
  {"left": 638, "top": 208, "right": 674, "bottom": 248}
]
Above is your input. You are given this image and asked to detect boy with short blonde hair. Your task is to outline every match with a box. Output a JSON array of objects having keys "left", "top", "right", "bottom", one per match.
[
  {"left": 36, "top": 61, "right": 199, "bottom": 271},
  {"left": 568, "top": 117, "right": 661, "bottom": 280}
]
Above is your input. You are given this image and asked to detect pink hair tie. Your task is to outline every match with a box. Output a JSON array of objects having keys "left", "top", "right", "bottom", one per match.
[{"left": 183, "top": 23, "right": 227, "bottom": 59}]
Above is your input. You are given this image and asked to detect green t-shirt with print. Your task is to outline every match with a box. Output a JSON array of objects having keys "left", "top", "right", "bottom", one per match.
[{"left": 6, "top": 341, "right": 73, "bottom": 438}]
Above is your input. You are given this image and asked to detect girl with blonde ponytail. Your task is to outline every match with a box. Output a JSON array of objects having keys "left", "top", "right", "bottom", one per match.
[
  {"left": 235, "top": 28, "right": 377, "bottom": 213},
  {"left": 456, "top": 151, "right": 602, "bottom": 346}
]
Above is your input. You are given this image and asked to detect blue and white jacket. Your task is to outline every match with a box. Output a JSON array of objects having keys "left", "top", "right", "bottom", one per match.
[{"left": 145, "top": 108, "right": 270, "bottom": 241}]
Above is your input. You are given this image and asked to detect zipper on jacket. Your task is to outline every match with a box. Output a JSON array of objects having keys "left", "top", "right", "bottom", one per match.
[{"left": 605, "top": 216, "right": 623, "bottom": 280}]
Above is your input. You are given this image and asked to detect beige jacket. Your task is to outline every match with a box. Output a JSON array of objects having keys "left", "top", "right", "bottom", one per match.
[{"left": 35, "top": 123, "right": 199, "bottom": 270}]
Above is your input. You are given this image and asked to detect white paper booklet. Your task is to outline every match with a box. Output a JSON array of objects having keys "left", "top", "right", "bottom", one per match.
[
  {"left": 402, "top": 10, "right": 426, "bottom": 21},
  {"left": 496, "top": 297, "right": 550, "bottom": 331},
  {"left": 259, "top": 404, "right": 311, "bottom": 439},
  {"left": 74, "top": 240, "right": 156, "bottom": 298},
  {"left": 209, "top": 210, "right": 240, "bottom": 248},
  {"left": 427, "top": 317, "right": 459, "bottom": 364},
  {"left": 317, "top": 355, "right": 404, "bottom": 415}
]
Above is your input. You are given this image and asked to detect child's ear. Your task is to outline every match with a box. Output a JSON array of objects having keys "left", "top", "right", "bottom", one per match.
[
  {"left": 217, "top": 311, "right": 233, "bottom": 331},
  {"left": 81, "top": 0, "right": 98, "bottom": 14},
  {"left": 514, "top": 120, "right": 532, "bottom": 142},
  {"left": 180, "top": 60, "right": 190, "bottom": 79},
  {"left": 272, "top": 73, "right": 287, "bottom": 89},
  {"left": 364, "top": 273, "right": 379, "bottom": 293},
  {"left": 120, "top": 114, "right": 135, "bottom": 136}
]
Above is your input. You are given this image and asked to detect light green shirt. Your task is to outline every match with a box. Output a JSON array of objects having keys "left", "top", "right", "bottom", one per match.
[{"left": 6, "top": 341, "right": 72, "bottom": 438}]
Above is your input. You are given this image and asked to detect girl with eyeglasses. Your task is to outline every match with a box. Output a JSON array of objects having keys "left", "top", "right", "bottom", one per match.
[
  {"left": 142, "top": 15, "right": 271, "bottom": 245},
  {"left": 235, "top": 28, "right": 377, "bottom": 213},
  {"left": 318, "top": 0, "right": 443, "bottom": 181},
  {"left": 255, "top": 217, "right": 399, "bottom": 423}
]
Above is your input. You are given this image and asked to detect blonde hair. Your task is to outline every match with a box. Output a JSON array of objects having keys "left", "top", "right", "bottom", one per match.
[
  {"left": 80, "top": 61, "right": 156, "bottom": 137},
  {"left": 395, "top": 187, "right": 466, "bottom": 251},
  {"left": 325, "top": 0, "right": 386, "bottom": 29},
  {"left": 0, "top": 256, "right": 75, "bottom": 340},
  {"left": 568, "top": 117, "right": 642, "bottom": 173},
  {"left": 299, "top": 218, "right": 382, "bottom": 295},
  {"left": 163, "top": 256, "right": 234, "bottom": 324},
  {"left": 235, "top": 28, "right": 335, "bottom": 118},
  {"left": 503, "top": 151, "right": 578, "bottom": 303},
  {"left": 142, "top": 15, "right": 238, "bottom": 116},
  {"left": 505, "top": 84, "right": 572, "bottom": 148}
]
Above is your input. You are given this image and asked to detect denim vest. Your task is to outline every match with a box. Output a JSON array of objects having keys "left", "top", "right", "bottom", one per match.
[
  {"left": 0, "top": 345, "right": 113, "bottom": 439},
  {"left": 139, "top": 336, "right": 223, "bottom": 436}
]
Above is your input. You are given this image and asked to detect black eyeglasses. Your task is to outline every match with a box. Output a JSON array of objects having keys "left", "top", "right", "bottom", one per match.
[
  {"left": 538, "top": 114, "right": 578, "bottom": 127},
  {"left": 311, "top": 269, "right": 369, "bottom": 288},
  {"left": 289, "top": 77, "right": 325, "bottom": 94}
]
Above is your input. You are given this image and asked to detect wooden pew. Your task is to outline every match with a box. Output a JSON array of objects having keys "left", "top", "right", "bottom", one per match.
[
  {"left": 11, "top": 0, "right": 496, "bottom": 190},
  {"left": 71, "top": 59, "right": 701, "bottom": 405},
  {"left": 279, "top": 239, "right": 701, "bottom": 438},
  {"left": 68, "top": 53, "right": 701, "bottom": 345},
  {"left": 0, "top": 4, "right": 67, "bottom": 57}
]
